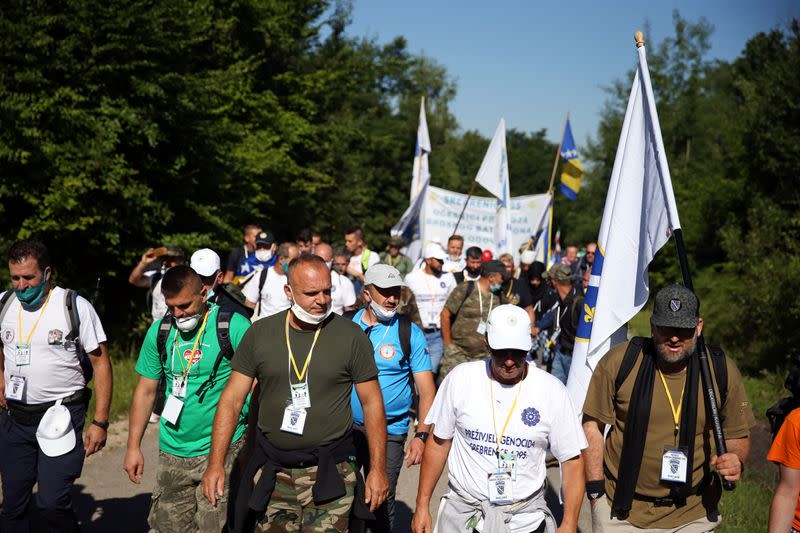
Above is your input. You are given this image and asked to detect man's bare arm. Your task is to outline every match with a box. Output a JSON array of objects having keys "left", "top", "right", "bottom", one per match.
[
  {"left": 558, "top": 455, "right": 586, "bottom": 532},
  {"left": 355, "top": 378, "right": 389, "bottom": 512}
]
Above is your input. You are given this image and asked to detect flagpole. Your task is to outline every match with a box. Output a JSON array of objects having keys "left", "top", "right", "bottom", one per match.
[
  {"left": 547, "top": 112, "right": 570, "bottom": 195},
  {"left": 635, "top": 30, "right": 735, "bottom": 492},
  {"left": 452, "top": 181, "right": 478, "bottom": 236}
]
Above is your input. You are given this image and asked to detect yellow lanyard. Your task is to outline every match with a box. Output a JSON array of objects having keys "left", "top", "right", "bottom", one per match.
[
  {"left": 18, "top": 289, "right": 53, "bottom": 345},
  {"left": 657, "top": 369, "right": 686, "bottom": 433},
  {"left": 387, "top": 254, "right": 399, "bottom": 267},
  {"left": 285, "top": 313, "right": 321, "bottom": 382},
  {"left": 173, "top": 310, "right": 210, "bottom": 382},
  {"left": 489, "top": 374, "right": 523, "bottom": 454},
  {"left": 505, "top": 280, "right": 513, "bottom": 299}
]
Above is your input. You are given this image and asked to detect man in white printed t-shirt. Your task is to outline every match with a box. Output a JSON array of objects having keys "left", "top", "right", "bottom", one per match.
[
  {"left": 243, "top": 242, "right": 299, "bottom": 321},
  {"left": 404, "top": 243, "right": 456, "bottom": 376},
  {"left": 0, "top": 240, "right": 113, "bottom": 532},
  {"left": 412, "top": 304, "right": 586, "bottom": 533},
  {"left": 314, "top": 243, "right": 356, "bottom": 315}
]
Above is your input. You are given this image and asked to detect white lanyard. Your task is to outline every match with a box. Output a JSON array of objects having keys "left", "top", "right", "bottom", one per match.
[{"left": 478, "top": 287, "right": 494, "bottom": 322}]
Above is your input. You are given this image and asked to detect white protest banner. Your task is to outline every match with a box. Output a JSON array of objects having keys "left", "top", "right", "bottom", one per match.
[{"left": 421, "top": 185, "right": 550, "bottom": 263}]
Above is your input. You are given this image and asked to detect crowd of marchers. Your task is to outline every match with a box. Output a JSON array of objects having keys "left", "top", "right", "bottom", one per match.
[{"left": 15, "top": 224, "right": 799, "bottom": 533}]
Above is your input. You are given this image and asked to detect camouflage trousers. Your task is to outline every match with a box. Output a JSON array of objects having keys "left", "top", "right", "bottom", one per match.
[
  {"left": 148, "top": 437, "right": 244, "bottom": 533},
  {"left": 256, "top": 460, "right": 356, "bottom": 533},
  {"left": 437, "top": 343, "right": 488, "bottom": 385}
]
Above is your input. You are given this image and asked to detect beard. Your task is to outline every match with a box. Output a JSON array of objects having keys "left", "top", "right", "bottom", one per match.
[{"left": 655, "top": 337, "right": 696, "bottom": 365}]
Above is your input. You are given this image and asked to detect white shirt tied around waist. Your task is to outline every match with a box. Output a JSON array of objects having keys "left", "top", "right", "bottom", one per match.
[
  {"left": 425, "top": 360, "right": 587, "bottom": 533},
  {"left": 404, "top": 269, "right": 456, "bottom": 329},
  {"left": 1, "top": 287, "right": 107, "bottom": 404}
]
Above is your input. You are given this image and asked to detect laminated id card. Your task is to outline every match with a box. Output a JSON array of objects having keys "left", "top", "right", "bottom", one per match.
[
  {"left": 660, "top": 446, "right": 688, "bottom": 483},
  {"left": 172, "top": 376, "right": 187, "bottom": 398},
  {"left": 280, "top": 406, "right": 307, "bottom": 435},
  {"left": 7, "top": 375, "right": 25, "bottom": 401},
  {"left": 15, "top": 344, "right": 31, "bottom": 366},
  {"left": 488, "top": 470, "right": 514, "bottom": 504},
  {"left": 291, "top": 382, "right": 311, "bottom": 409},
  {"left": 476, "top": 321, "right": 487, "bottom": 335},
  {"left": 161, "top": 395, "right": 184, "bottom": 425}
]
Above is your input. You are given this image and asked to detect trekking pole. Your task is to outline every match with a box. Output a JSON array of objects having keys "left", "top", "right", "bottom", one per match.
[{"left": 673, "top": 228, "right": 735, "bottom": 491}]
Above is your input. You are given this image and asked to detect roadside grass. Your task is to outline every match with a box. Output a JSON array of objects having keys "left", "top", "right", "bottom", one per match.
[{"left": 87, "top": 355, "right": 139, "bottom": 423}]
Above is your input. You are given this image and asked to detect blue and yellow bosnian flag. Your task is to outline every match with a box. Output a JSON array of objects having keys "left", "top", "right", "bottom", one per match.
[{"left": 559, "top": 120, "right": 583, "bottom": 201}]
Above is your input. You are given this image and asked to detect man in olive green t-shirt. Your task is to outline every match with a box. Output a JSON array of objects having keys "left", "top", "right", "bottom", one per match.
[
  {"left": 582, "top": 284, "right": 755, "bottom": 532},
  {"left": 202, "top": 254, "right": 389, "bottom": 533},
  {"left": 124, "top": 265, "right": 251, "bottom": 533},
  {"left": 437, "top": 260, "right": 504, "bottom": 383}
]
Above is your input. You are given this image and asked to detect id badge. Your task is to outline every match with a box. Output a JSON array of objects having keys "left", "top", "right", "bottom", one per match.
[
  {"left": 290, "top": 382, "right": 311, "bottom": 409},
  {"left": 497, "top": 449, "right": 517, "bottom": 480},
  {"left": 476, "top": 320, "right": 487, "bottom": 335},
  {"left": 488, "top": 470, "right": 514, "bottom": 504},
  {"left": 161, "top": 395, "right": 184, "bottom": 425},
  {"left": 172, "top": 376, "right": 187, "bottom": 398},
  {"left": 280, "top": 406, "right": 307, "bottom": 435},
  {"left": 660, "top": 446, "right": 689, "bottom": 483},
  {"left": 15, "top": 344, "right": 31, "bottom": 366},
  {"left": 7, "top": 375, "right": 25, "bottom": 401}
]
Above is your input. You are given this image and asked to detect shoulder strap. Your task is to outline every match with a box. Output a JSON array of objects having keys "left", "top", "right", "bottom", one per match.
[
  {"left": 65, "top": 289, "right": 94, "bottom": 382},
  {"left": 258, "top": 267, "right": 269, "bottom": 293},
  {"left": 362, "top": 249, "right": 371, "bottom": 272},
  {"left": 708, "top": 344, "right": 729, "bottom": 407},
  {"left": 156, "top": 315, "right": 173, "bottom": 363},
  {"left": 0, "top": 290, "right": 15, "bottom": 326},
  {"left": 453, "top": 281, "right": 475, "bottom": 318},
  {"left": 398, "top": 315, "right": 412, "bottom": 366},
  {"left": 615, "top": 337, "right": 648, "bottom": 391},
  {"left": 196, "top": 308, "right": 234, "bottom": 401}
]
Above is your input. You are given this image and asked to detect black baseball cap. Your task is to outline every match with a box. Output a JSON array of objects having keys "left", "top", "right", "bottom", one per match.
[
  {"left": 255, "top": 231, "right": 275, "bottom": 247},
  {"left": 651, "top": 284, "right": 699, "bottom": 329}
]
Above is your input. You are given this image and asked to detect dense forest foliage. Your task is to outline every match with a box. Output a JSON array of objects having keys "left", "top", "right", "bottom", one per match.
[{"left": 1, "top": 2, "right": 797, "bottom": 370}]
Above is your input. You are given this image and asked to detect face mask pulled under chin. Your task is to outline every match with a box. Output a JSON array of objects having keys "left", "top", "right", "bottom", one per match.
[
  {"left": 289, "top": 288, "right": 332, "bottom": 325},
  {"left": 369, "top": 300, "right": 397, "bottom": 322}
]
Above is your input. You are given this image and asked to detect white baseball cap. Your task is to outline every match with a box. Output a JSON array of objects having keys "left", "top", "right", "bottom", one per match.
[
  {"left": 486, "top": 305, "right": 533, "bottom": 352},
  {"left": 36, "top": 401, "right": 76, "bottom": 457},
  {"left": 520, "top": 250, "right": 536, "bottom": 265},
  {"left": 364, "top": 264, "right": 406, "bottom": 288},
  {"left": 424, "top": 243, "right": 446, "bottom": 261},
  {"left": 190, "top": 248, "right": 221, "bottom": 277}
]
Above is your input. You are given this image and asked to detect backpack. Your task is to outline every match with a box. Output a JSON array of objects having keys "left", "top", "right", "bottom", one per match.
[
  {"left": 615, "top": 337, "right": 728, "bottom": 407},
  {"left": 0, "top": 289, "right": 94, "bottom": 382},
  {"left": 156, "top": 308, "right": 234, "bottom": 401},
  {"left": 766, "top": 355, "right": 800, "bottom": 441}
]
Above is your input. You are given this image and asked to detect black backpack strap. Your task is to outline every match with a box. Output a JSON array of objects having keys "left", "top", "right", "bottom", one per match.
[
  {"left": 452, "top": 281, "right": 475, "bottom": 319},
  {"left": 398, "top": 315, "right": 412, "bottom": 367},
  {"left": 156, "top": 315, "right": 173, "bottom": 364},
  {"left": 615, "top": 337, "right": 648, "bottom": 391},
  {"left": 255, "top": 268, "right": 269, "bottom": 315},
  {"left": 64, "top": 289, "right": 94, "bottom": 382},
  {"left": 0, "top": 290, "right": 15, "bottom": 327},
  {"left": 196, "top": 308, "right": 234, "bottom": 400},
  {"left": 708, "top": 344, "right": 729, "bottom": 408}
]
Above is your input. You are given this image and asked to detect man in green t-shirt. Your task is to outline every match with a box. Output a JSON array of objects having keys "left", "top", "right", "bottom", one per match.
[
  {"left": 124, "top": 265, "right": 251, "bottom": 533},
  {"left": 379, "top": 236, "right": 414, "bottom": 279},
  {"left": 201, "top": 254, "right": 389, "bottom": 533}
]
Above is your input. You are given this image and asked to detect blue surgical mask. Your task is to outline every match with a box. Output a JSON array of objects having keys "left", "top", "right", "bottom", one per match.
[
  {"left": 15, "top": 270, "right": 49, "bottom": 309},
  {"left": 489, "top": 283, "right": 502, "bottom": 293},
  {"left": 282, "top": 262, "right": 289, "bottom": 275}
]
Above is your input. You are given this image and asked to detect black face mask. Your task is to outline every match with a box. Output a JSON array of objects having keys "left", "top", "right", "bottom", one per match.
[{"left": 466, "top": 266, "right": 481, "bottom": 277}]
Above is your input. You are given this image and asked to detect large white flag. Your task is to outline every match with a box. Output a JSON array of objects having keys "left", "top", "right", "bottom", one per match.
[
  {"left": 566, "top": 42, "right": 682, "bottom": 410},
  {"left": 475, "top": 118, "right": 513, "bottom": 255},
  {"left": 410, "top": 97, "right": 431, "bottom": 201}
]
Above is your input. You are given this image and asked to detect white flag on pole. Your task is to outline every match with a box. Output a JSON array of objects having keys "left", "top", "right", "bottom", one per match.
[
  {"left": 410, "top": 97, "right": 431, "bottom": 202},
  {"left": 475, "top": 118, "right": 513, "bottom": 255},
  {"left": 566, "top": 42, "right": 682, "bottom": 410}
]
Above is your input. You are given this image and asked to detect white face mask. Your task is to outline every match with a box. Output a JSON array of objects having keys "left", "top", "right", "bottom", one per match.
[
  {"left": 255, "top": 249, "right": 273, "bottom": 262},
  {"left": 289, "top": 287, "right": 332, "bottom": 325},
  {"left": 369, "top": 300, "right": 397, "bottom": 322},
  {"left": 175, "top": 313, "right": 202, "bottom": 332}
]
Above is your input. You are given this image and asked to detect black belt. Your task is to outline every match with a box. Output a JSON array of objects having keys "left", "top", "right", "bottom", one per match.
[
  {"left": 423, "top": 327, "right": 440, "bottom": 333},
  {"left": 605, "top": 465, "right": 708, "bottom": 508},
  {"left": 6, "top": 388, "right": 90, "bottom": 426}
]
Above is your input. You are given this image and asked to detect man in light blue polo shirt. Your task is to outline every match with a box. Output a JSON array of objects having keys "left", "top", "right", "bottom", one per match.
[{"left": 351, "top": 264, "right": 436, "bottom": 532}]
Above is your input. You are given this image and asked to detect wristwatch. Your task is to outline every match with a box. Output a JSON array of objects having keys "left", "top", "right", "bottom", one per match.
[
  {"left": 92, "top": 419, "right": 110, "bottom": 431},
  {"left": 414, "top": 431, "right": 429, "bottom": 443}
]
